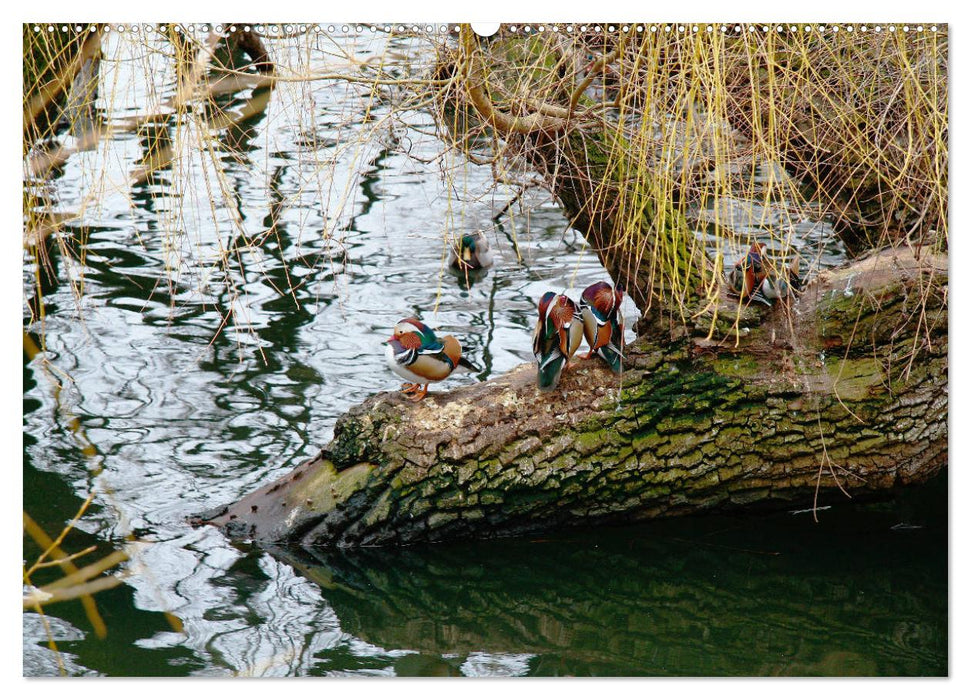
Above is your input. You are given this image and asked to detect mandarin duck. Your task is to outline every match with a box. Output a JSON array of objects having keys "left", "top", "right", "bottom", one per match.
[
  {"left": 532, "top": 292, "right": 584, "bottom": 391},
  {"left": 726, "top": 242, "right": 768, "bottom": 302},
  {"left": 384, "top": 318, "right": 480, "bottom": 401},
  {"left": 580, "top": 281, "right": 625, "bottom": 373},
  {"left": 760, "top": 255, "right": 803, "bottom": 304},
  {"left": 448, "top": 230, "right": 494, "bottom": 271}
]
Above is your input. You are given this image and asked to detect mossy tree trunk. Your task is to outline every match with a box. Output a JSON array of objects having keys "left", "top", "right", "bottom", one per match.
[
  {"left": 195, "top": 249, "right": 947, "bottom": 546},
  {"left": 193, "top": 30, "right": 946, "bottom": 547},
  {"left": 525, "top": 128, "right": 701, "bottom": 319}
]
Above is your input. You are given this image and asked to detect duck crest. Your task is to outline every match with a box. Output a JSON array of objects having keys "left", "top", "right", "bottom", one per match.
[{"left": 581, "top": 281, "right": 622, "bottom": 319}]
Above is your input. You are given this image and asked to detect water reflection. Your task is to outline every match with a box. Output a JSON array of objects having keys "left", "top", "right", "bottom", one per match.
[
  {"left": 22, "top": 29, "right": 941, "bottom": 678},
  {"left": 269, "top": 492, "right": 946, "bottom": 676}
]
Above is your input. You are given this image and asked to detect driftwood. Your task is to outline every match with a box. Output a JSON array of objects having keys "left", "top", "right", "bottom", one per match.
[{"left": 195, "top": 248, "right": 947, "bottom": 546}]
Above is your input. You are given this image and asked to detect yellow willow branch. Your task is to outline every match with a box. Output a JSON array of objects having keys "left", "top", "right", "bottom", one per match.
[
  {"left": 458, "top": 25, "right": 569, "bottom": 135},
  {"left": 23, "top": 28, "right": 102, "bottom": 140}
]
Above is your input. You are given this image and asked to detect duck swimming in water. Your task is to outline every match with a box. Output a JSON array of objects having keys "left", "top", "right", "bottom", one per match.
[{"left": 448, "top": 230, "right": 494, "bottom": 271}]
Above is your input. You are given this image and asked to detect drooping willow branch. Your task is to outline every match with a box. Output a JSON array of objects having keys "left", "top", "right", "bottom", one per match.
[
  {"left": 23, "top": 27, "right": 102, "bottom": 142},
  {"left": 458, "top": 26, "right": 570, "bottom": 135}
]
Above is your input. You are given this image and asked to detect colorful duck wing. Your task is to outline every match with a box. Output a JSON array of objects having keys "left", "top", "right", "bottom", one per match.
[
  {"left": 548, "top": 294, "right": 581, "bottom": 358},
  {"left": 535, "top": 323, "right": 567, "bottom": 390},
  {"left": 533, "top": 324, "right": 560, "bottom": 363},
  {"left": 536, "top": 352, "right": 567, "bottom": 391},
  {"left": 595, "top": 315, "right": 624, "bottom": 373},
  {"left": 534, "top": 326, "right": 566, "bottom": 390},
  {"left": 581, "top": 305, "right": 598, "bottom": 350},
  {"left": 416, "top": 328, "right": 445, "bottom": 354},
  {"left": 581, "top": 305, "right": 624, "bottom": 373},
  {"left": 411, "top": 332, "right": 484, "bottom": 378},
  {"left": 533, "top": 292, "right": 556, "bottom": 355},
  {"left": 407, "top": 351, "right": 458, "bottom": 381},
  {"left": 595, "top": 346, "right": 623, "bottom": 374},
  {"left": 566, "top": 319, "right": 584, "bottom": 359},
  {"left": 727, "top": 243, "right": 768, "bottom": 300},
  {"left": 581, "top": 283, "right": 623, "bottom": 359},
  {"left": 534, "top": 291, "right": 566, "bottom": 390},
  {"left": 442, "top": 334, "right": 481, "bottom": 374}
]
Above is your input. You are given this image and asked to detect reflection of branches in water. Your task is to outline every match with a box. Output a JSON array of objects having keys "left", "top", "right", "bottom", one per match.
[
  {"left": 350, "top": 146, "right": 392, "bottom": 228},
  {"left": 269, "top": 501, "right": 946, "bottom": 675},
  {"left": 25, "top": 26, "right": 434, "bottom": 325},
  {"left": 25, "top": 25, "right": 578, "bottom": 367},
  {"left": 23, "top": 31, "right": 453, "bottom": 662},
  {"left": 478, "top": 269, "right": 499, "bottom": 380},
  {"left": 22, "top": 331, "right": 188, "bottom": 673}
]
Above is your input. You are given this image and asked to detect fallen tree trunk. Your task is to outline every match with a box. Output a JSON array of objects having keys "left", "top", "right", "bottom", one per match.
[{"left": 195, "top": 248, "right": 947, "bottom": 546}]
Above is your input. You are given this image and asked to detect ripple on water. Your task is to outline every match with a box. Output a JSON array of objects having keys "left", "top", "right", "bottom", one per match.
[{"left": 22, "top": 31, "right": 936, "bottom": 678}]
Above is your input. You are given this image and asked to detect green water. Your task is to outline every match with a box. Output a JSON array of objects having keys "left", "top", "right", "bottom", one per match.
[{"left": 23, "top": 29, "right": 945, "bottom": 677}]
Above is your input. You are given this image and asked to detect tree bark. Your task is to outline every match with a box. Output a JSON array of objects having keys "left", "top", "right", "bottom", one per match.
[{"left": 194, "top": 248, "right": 947, "bottom": 546}]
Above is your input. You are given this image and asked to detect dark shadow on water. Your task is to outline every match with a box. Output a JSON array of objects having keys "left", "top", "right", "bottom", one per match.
[
  {"left": 448, "top": 265, "right": 491, "bottom": 291},
  {"left": 269, "top": 475, "right": 947, "bottom": 677}
]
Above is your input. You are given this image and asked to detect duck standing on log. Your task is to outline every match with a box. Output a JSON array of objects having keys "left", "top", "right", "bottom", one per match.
[
  {"left": 726, "top": 242, "right": 768, "bottom": 302},
  {"left": 760, "top": 256, "right": 803, "bottom": 304},
  {"left": 580, "top": 281, "right": 625, "bottom": 373},
  {"left": 385, "top": 318, "right": 480, "bottom": 401},
  {"left": 533, "top": 292, "right": 583, "bottom": 391}
]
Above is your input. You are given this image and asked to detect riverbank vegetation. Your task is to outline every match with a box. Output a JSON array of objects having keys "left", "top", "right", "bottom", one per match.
[
  {"left": 432, "top": 24, "right": 947, "bottom": 333},
  {"left": 25, "top": 22, "right": 947, "bottom": 551}
]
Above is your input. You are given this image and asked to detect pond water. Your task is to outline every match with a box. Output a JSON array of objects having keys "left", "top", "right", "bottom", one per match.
[{"left": 23, "top": 29, "right": 945, "bottom": 677}]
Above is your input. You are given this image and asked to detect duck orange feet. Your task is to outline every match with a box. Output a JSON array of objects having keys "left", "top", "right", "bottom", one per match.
[{"left": 405, "top": 384, "right": 429, "bottom": 402}]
